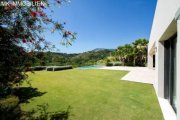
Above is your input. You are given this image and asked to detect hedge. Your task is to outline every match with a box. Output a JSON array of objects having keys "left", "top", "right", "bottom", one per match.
[
  {"left": 46, "top": 67, "right": 54, "bottom": 71},
  {"left": 106, "top": 61, "right": 123, "bottom": 66},
  {"left": 106, "top": 62, "right": 113, "bottom": 66},
  {"left": 29, "top": 66, "right": 46, "bottom": 71},
  {"left": 47, "top": 65, "right": 73, "bottom": 71},
  {"left": 113, "top": 62, "right": 122, "bottom": 66}
]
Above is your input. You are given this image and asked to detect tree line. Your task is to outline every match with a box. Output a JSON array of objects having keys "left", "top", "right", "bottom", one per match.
[
  {"left": 109, "top": 38, "right": 148, "bottom": 66},
  {"left": 31, "top": 49, "right": 113, "bottom": 67}
]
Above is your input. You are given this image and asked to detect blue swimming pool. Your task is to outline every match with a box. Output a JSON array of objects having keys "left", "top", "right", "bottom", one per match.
[{"left": 77, "top": 65, "right": 104, "bottom": 69}]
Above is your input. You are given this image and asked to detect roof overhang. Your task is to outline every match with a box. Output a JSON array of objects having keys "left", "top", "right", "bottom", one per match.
[
  {"left": 175, "top": 7, "right": 180, "bottom": 20},
  {"left": 159, "top": 7, "right": 180, "bottom": 42},
  {"left": 159, "top": 20, "right": 177, "bottom": 42}
]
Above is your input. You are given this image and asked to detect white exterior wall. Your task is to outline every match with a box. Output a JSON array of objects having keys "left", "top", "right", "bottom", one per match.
[
  {"left": 148, "top": 0, "right": 180, "bottom": 119},
  {"left": 155, "top": 41, "right": 164, "bottom": 97},
  {"left": 148, "top": 0, "right": 180, "bottom": 54},
  {"left": 147, "top": 54, "right": 153, "bottom": 69}
]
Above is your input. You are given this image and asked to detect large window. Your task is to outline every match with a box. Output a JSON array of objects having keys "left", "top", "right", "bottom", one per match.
[{"left": 164, "top": 35, "right": 177, "bottom": 112}]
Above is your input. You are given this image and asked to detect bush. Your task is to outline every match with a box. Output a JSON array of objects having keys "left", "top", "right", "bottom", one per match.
[
  {"left": 33, "top": 66, "right": 46, "bottom": 71},
  {"left": 106, "top": 62, "right": 113, "bottom": 66},
  {"left": 53, "top": 66, "right": 72, "bottom": 71},
  {"left": 0, "top": 96, "right": 21, "bottom": 120},
  {"left": 28, "top": 66, "right": 46, "bottom": 71},
  {"left": 125, "top": 62, "right": 134, "bottom": 66},
  {"left": 113, "top": 62, "right": 122, "bottom": 66},
  {"left": 47, "top": 66, "right": 73, "bottom": 71},
  {"left": 46, "top": 67, "right": 54, "bottom": 71}
]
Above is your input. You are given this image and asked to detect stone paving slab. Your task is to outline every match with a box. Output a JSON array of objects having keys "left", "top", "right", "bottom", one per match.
[{"left": 99, "top": 66, "right": 155, "bottom": 84}]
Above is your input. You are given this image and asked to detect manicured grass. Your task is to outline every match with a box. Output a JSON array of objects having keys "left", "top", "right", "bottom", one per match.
[{"left": 21, "top": 69, "right": 163, "bottom": 120}]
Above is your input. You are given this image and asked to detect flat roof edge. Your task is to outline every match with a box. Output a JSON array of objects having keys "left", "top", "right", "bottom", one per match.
[{"left": 175, "top": 7, "right": 180, "bottom": 20}]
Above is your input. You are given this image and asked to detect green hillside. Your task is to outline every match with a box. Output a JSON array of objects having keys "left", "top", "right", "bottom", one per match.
[{"left": 33, "top": 49, "right": 114, "bottom": 67}]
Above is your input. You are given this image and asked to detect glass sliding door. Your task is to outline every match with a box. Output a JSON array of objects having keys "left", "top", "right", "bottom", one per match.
[
  {"left": 164, "top": 35, "right": 177, "bottom": 113},
  {"left": 171, "top": 37, "right": 177, "bottom": 112}
]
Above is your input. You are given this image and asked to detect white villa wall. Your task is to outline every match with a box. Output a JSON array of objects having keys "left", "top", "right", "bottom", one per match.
[
  {"left": 148, "top": 0, "right": 180, "bottom": 119},
  {"left": 148, "top": 0, "right": 180, "bottom": 54},
  {"left": 149, "top": 0, "right": 180, "bottom": 96},
  {"left": 155, "top": 41, "right": 164, "bottom": 97}
]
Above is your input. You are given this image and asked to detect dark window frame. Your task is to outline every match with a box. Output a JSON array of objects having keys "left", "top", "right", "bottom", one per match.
[{"left": 164, "top": 33, "right": 177, "bottom": 113}]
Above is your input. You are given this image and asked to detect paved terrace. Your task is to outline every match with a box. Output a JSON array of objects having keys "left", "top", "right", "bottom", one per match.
[{"left": 99, "top": 66, "right": 155, "bottom": 84}]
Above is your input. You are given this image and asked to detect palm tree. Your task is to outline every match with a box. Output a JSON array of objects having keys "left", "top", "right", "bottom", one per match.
[
  {"left": 115, "top": 38, "right": 148, "bottom": 66},
  {"left": 117, "top": 46, "right": 125, "bottom": 65},
  {"left": 117, "top": 44, "right": 133, "bottom": 66},
  {"left": 132, "top": 39, "right": 148, "bottom": 66},
  {"left": 123, "top": 44, "right": 133, "bottom": 65}
]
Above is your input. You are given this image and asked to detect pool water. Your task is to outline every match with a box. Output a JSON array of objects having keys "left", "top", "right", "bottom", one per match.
[{"left": 77, "top": 65, "right": 104, "bottom": 69}]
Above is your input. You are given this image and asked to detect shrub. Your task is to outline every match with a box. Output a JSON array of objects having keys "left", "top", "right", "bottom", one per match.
[
  {"left": 113, "top": 62, "right": 122, "bottom": 66},
  {"left": 106, "top": 62, "right": 113, "bottom": 66},
  {"left": 47, "top": 66, "right": 73, "bottom": 71},
  {"left": 53, "top": 66, "right": 72, "bottom": 71},
  {"left": 0, "top": 96, "right": 21, "bottom": 120},
  {"left": 33, "top": 66, "right": 46, "bottom": 71},
  {"left": 125, "top": 62, "right": 134, "bottom": 66},
  {"left": 46, "top": 67, "right": 54, "bottom": 71},
  {"left": 28, "top": 66, "right": 46, "bottom": 71}
]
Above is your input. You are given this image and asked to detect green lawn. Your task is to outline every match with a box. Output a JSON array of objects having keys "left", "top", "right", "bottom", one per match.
[{"left": 21, "top": 69, "right": 163, "bottom": 120}]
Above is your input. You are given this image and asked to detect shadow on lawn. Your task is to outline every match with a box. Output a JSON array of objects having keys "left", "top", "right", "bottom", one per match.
[
  {"left": 12, "top": 87, "right": 71, "bottom": 120},
  {"left": 14, "top": 87, "right": 47, "bottom": 103},
  {"left": 22, "top": 103, "right": 71, "bottom": 120}
]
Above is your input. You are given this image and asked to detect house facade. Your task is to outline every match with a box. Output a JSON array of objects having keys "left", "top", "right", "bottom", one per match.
[{"left": 148, "top": 0, "right": 180, "bottom": 119}]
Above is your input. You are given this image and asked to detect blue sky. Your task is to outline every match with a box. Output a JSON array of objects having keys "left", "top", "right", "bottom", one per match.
[{"left": 45, "top": 0, "right": 157, "bottom": 53}]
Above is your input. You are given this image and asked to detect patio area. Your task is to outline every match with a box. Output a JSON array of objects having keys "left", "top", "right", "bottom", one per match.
[{"left": 99, "top": 66, "right": 155, "bottom": 84}]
